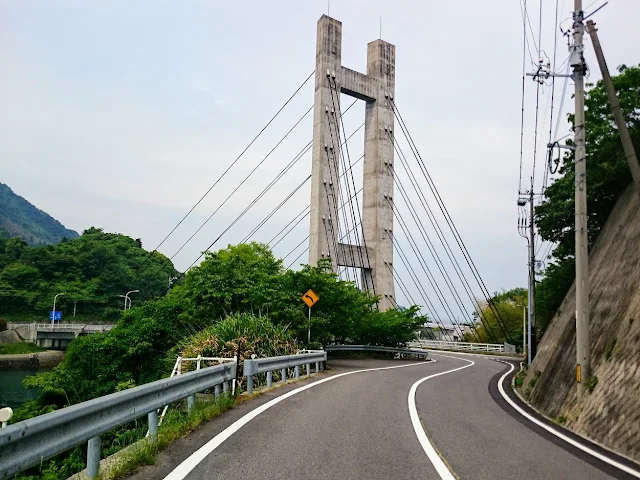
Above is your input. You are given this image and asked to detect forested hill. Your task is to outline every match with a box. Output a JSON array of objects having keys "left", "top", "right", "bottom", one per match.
[{"left": 0, "top": 183, "right": 79, "bottom": 245}]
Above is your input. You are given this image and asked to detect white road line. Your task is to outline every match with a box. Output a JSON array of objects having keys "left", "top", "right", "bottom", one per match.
[
  {"left": 497, "top": 361, "right": 640, "bottom": 479},
  {"left": 164, "top": 360, "right": 436, "bottom": 480},
  {"left": 408, "top": 353, "right": 475, "bottom": 480}
]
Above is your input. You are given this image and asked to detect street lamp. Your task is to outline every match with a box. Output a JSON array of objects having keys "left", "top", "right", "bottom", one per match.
[
  {"left": 122, "top": 290, "right": 139, "bottom": 310},
  {"left": 51, "top": 292, "right": 65, "bottom": 326}
]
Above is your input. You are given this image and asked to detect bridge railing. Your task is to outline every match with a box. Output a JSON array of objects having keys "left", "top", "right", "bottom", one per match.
[
  {"left": 324, "top": 344, "right": 430, "bottom": 358},
  {"left": 409, "top": 340, "right": 506, "bottom": 353},
  {"left": 243, "top": 351, "right": 327, "bottom": 394},
  {"left": 0, "top": 361, "right": 236, "bottom": 480},
  {"left": 33, "top": 323, "right": 113, "bottom": 331}
]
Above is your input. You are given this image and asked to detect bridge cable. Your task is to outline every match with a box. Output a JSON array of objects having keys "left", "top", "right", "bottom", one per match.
[
  {"left": 388, "top": 134, "right": 497, "bottom": 342},
  {"left": 329, "top": 77, "right": 376, "bottom": 297},
  {"left": 168, "top": 106, "right": 313, "bottom": 262},
  {"left": 135, "top": 70, "right": 315, "bottom": 272},
  {"left": 389, "top": 100, "right": 516, "bottom": 343},
  {"left": 265, "top": 154, "right": 364, "bottom": 249},
  {"left": 388, "top": 160, "right": 482, "bottom": 342},
  {"left": 388, "top": 198, "right": 466, "bottom": 341},
  {"left": 325, "top": 114, "right": 360, "bottom": 287},
  {"left": 389, "top": 233, "right": 456, "bottom": 342},
  {"left": 384, "top": 262, "right": 438, "bottom": 341},
  {"left": 240, "top": 176, "right": 312, "bottom": 245}
]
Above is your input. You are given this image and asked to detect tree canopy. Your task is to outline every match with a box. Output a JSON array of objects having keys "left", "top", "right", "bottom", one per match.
[
  {"left": 17, "top": 242, "right": 427, "bottom": 415},
  {"left": 534, "top": 64, "right": 640, "bottom": 331},
  {"left": 0, "top": 227, "right": 177, "bottom": 320}
]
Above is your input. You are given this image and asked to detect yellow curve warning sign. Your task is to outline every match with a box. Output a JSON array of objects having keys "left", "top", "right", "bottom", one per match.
[{"left": 302, "top": 289, "right": 319, "bottom": 308}]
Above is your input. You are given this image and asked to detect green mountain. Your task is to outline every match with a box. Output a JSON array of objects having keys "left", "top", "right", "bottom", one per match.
[{"left": 0, "top": 183, "right": 79, "bottom": 245}]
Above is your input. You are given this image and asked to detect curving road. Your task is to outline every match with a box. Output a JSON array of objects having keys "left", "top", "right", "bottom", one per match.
[{"left": 128, "top": 353, "right": 638, "bottom": 480}]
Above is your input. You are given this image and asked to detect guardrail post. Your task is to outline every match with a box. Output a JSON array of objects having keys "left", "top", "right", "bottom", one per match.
[
  {"left": 223, "top": 381, "right": 229, "bottom": 394},
  {"left": 315, "top": 361, "right": 320, "bottom": 373},
  {"left": 295, "top": 365, "right": 300, "bottom": 379},
  {"left": 267, "top": 370, "right": 272, "bottom": 387},
  {"left": 87, "top": 435, "right": 101, "bottom": 479},
  {"left": 187, "top": 394, "right": 196, "bottom": 412},
  {"left": 148, "top": 409, "right": 158, "bottom": 443},
  {"left": 214, "top": 384, "right": 221, "bottom": 397},
  {"left": 281, "top": 367, "right": 287, "bottom": 384},
  {"left": 247, "top": 375, "right": 254, "bottom": 394},
  {"left": 306, "top": 363, "right": 311, "bottom": 376}
]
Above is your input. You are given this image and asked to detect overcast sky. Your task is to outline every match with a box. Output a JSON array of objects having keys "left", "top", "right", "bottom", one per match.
[{"left": 2, "top": 1, "right": 639, "bottom": 323}]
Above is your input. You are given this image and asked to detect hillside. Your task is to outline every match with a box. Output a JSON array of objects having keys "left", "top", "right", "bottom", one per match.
[
  {"left": 0, "top": 183, "right": 79, "bottom": 245},
  {"left": 523, "top": 184, "right": 640, "bottom": 462}
]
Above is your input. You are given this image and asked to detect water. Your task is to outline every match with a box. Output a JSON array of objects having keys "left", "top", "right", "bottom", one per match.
[{"left": 0, "top": 369, "right": 49, "bottom": 409}]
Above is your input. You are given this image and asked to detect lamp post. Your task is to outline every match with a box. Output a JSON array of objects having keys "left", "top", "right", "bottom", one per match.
[
  {"left": 51, "top": 293, "right": 65, "bottom": 326},
  {"left": 124, "top": 290, "right": 139, "bottom": 310}
]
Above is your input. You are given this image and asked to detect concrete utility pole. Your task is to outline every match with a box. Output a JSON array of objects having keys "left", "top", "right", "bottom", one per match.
[
  {"left": 572, "top": 0, "right": 590, "bottom": 399},
  {"left": 586, "top": 20, "right": 640, "bottom": 201},
  {"left": 528, "top": 189, "right": 535, "bottom": 366},
  {"left": 309, "top": 15, "right": 396, "bottom": 310}
]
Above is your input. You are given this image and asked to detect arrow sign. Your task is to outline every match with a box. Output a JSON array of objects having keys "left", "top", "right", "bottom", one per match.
[{"left": 301, "top": 289, "right": 319, "bottom": 308}]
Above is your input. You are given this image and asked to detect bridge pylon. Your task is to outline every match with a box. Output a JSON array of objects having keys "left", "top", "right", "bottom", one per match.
[{"left": 308, "top": 15, "right": 396, "bottom": 310}]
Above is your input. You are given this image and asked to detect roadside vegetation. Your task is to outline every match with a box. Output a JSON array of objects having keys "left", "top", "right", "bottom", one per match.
[
  {"left": 9, "top": 242, "right": 426, "bottom": 479},
  {"left": 0, "top": 227, "right": 177, "bottom": 322},
  {"left": 462, "top": 288, "right": 527, "bottom": 346},
  {"left": 534, "top": 65, "right": 640, "bottom": 334},
  {"left": 0, "top": 342, "right": 45, "bottom": 355}
]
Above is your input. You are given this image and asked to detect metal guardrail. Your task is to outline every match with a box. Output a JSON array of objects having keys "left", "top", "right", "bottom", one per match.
[
  {"left": 409, "top": 340, "right": 506, "bottom": 352},
  {"left": 244, "top": 352, "right": 327, "bottom": 394},
  {"left": 324, "top": 344, "right": 430, "bottom": 358},
  {"left": 0, "top": 362, "right": 235, "bottom": 480}
]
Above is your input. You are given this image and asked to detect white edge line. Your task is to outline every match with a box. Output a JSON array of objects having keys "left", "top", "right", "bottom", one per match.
[
  {"left": 497, "top": 361, "right": 640, "bottom": 479},
  {"left": 164, "top": 360, "right": 436, "bottom": 480},
  {"left": 407, "top": 353, "right": 475, "bottom": 480}
]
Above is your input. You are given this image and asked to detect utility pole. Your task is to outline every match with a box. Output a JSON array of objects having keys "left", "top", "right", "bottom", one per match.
[
  {"left": 528, "top": 188, "right": 535, "bottom": 366},
  {"left": 586, "top": 20, "right": 640, "bottom": 201},
  {"left": 572, "top": 0, "right": 590, "bottom": 400}
]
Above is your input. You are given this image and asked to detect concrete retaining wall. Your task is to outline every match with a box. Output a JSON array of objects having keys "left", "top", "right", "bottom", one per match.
[
  {"left": 524, "top": 185, "right": 640, "bottom": 462},
  {"left": 0, "top": 351, "right": 64, "bottom": 370}
]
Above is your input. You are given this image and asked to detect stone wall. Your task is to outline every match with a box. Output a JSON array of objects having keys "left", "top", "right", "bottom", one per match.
[
  {"left": 523, "top": 184, "right": 640, "bottom": 462},
  {"left": 0, "top": 351, "right": 64, "bottom": 370}
]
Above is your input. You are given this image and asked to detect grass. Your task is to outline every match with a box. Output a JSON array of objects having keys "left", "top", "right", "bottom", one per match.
[
  {"left": 0, "top": 342, "right": 46, "bottom": 355},
  {"left": 555, "top": 416, "right": 567, "bottom": 425},
  {"left": 99, "top": 395, "right": 235, "bottom": 480},
  {"left": 585, "top": 375, "right": 599, "bottom": 394}
]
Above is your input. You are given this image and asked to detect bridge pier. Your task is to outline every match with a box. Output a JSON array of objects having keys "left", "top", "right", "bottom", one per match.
[{"left": 309, "top": 15, "right": 396, "bottom": 310}]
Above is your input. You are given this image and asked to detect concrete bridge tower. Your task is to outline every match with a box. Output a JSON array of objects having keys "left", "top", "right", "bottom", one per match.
[{"left": 308, "top": 15, "right": 396, "bottom": 310}]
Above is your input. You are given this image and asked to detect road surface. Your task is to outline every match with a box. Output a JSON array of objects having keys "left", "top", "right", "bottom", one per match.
[{"left": 128, "top": 353, "right": 638, "bottom": 480}]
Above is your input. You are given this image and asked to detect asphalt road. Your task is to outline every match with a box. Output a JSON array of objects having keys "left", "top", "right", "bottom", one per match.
[{"left": 129, "top": 354, "right": 635, "bottom": 480}]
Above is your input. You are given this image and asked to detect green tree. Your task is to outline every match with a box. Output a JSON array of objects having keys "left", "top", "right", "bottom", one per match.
[
  {"left": 534, "top": 64, "right": 640, "bottom": 331},
  {"left": 469, "top": 288, "right": 527, "bottom": 345},
  {"left": 0, "top": 227, "right": 177, "bottom": 319}
]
